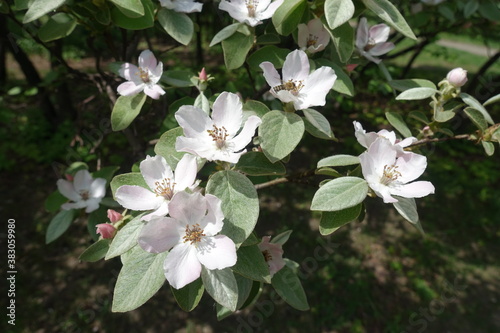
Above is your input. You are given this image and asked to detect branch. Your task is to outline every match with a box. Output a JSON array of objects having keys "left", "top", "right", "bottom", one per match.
[
  {"left": 255, "top": 169, "right": 316, "bottom": 190},
  {"left": 407, "top": 134, "right": 473, "bottom": 148}
]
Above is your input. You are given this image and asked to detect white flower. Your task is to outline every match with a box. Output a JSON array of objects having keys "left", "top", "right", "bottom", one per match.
[
  {"left": 298, "top": 18, "right": 330, "bottom": 54},
  {"left": 353, "top": 121, "right": 417, "bottom": 155},
  {"left": 446, "top": 67, "right": 468, "bottom": 88},
  {"left": 355, "top": 18, "right": 395, "bottom": 64},
  {"left": 117, "top": 50, "right": 165, "bottom": 100},
  {"left": 219, "top": 0, "right": 284, "bottom": 27},
  {"left": 260, "top": 49, "right": 337, "bottom": 110},
  {"left": 160, "top": 0, "right": 203, "bottom": 13},
  {"left": 138, "top": 191, "right": 237, "bottom": 289},
  {"left": 175, "top": 92, "right": 261, "bottom": 164},
  {"left": 258, "top": 236, "right": 285, "bottom": 277},
  {"left": 115, "top": 154, "right": 198, "bottom": 221},
  {"left": 359, "top": 137, "right": 435, "bottom": 203},
  {"left": 57, "top": 169, "right": 106, "bottom": 213}
]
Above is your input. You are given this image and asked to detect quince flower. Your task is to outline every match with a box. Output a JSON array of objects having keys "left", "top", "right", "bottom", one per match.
[
  {"left": 298, "top": 18, "right": 330, "bottom": 54},
  {"left": 57, "top": 169, "right": 106, "bottom": 213},
  {"left": 355, "top": 18, "right": 395, "bottom": 64},
  {"left": 258, "top": 236, "right": 285, "bottom": 277},
  {"left": 219, "top": 0, "right": 284, "bottom": 27},
  {"left": 446, "top": 67, "right": 468, "bottom": 88},
  {"left": 159, "top": 0, "right": 203, "bottom": 13},
  {"left": 260, "top": 49, "right": 337, "bottom": 110},
  {"left": 117, "top": 50, "right": 165, "bottom": 100},
  {"left": 138, "top": 191, "right": 237, "bottom": 289},
  {"left": 353, "top": 121, "right": 416, "bottom": 155},
  {"left": 175, "top": 92, "right": 261, "bottom": 164},
  {"left": 115, "top": 154, "right": 198, "bottom": 221},
  {"left": 359, "top": 137, "right": 435, "bottom": 203}
]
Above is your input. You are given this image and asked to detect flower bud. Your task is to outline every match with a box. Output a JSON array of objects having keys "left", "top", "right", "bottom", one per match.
[
  {"left": 107, "top": 209, "right": 123, "bottom": 224},
  {"left": 199, "top": 67, "right": 208, "bottom": 82},
  {"left": 96, "top": 223, "right": 116, "bottom": 239},
  {"left": 446, "top": 67, "right": 468, "bottom": 87}
]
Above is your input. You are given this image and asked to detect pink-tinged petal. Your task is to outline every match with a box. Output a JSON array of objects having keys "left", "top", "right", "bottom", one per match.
[
  {"left": 283, "top": 50, "right": 310, "bottom": 81},
  {"left": 260, "top": 61, "right": 282, "bottom": 87},
  {"left": 369, "top": 24, "right": 390, "bottom": 44},
  {"left": 200, "top": 194, "right": 224, "bottom": 235},
  {"left": 74, "top": 170, "right": 93, "bottom": 193},
  {"left": 119, "top": 63, "right": 139, "bottom": 81},
  {"left": 138, "top": 216, "right": 181, "bottom": 253},
  {"left": 258, "top": 0, "right": 284, "bottom": 21},
  {"left": 140, "top": 155, "right": 174, "bottom": 192},
  {"left": 173, "top": 154, "right": 198, "bottom": 191},
  {"left": 85, "top": 198, "right": 102, "bottom": 213},
  {"left": 57, "top": 179, "right": 80, "bottom": 202},
  {"left": 356, "top": 17, "right": 369, "bottom": 50},
  {"left": 175, "top": 106, "right": 213, "bottom": 138},
  {"left": 138, "top": 50, "right": 157, "bottom": 70},
  {"left": 299, "top": 66, "right": 337, "bottom": 109},
  {"left": 175, "top": 136, "right": 216, "bottom": 160},
  {"left": 395, "top": 152, "right": 427, "bottom": 183},
  {"left": 96, "top": 223, "right": 116, "bottom": 239},
  {"left": 62, "top": 201, "right": 87, "bottom": 210},
  {"left": 168, "top": 191, "right": 207, "bottom": 226},
  {"left": 107, "top": 209, "right": 123, "bottom": 223},
  {"left": 115, "top": 185, "right": 165, "bottom": 211},
  {"left": 365, "top": 138, "right": 398, "bottom": 178},
  {"left": 211, "top": 92, "right": 243, "bottom": 135},
  {"left": 231, "top": 115, "right": 261, "bottom": 151},
  {"left": 297, "top": 23, "right": 308, "bottom": 49},
  {"left": 144, "top": 85, "right": 165, "bottom": 100},
  {"left": 390, "top": 181, "right": 435, "bottom": 199},
  {"left": 142, "top": 201, "right": 170, "bottom": 221},
  {"left": 117, "top": 81, "right": 145, "bottom": 96},
  {"left": 151, "top": 63, "right": 163, "bottom": 83},
  {"left": 90, "top": 178, "right": 106, "bottom": 199},
  {"left": 164, "top": 243, "right": 201, "bottom": 289},
  {"left": 369, "top": 42, "right": 395, "bottom": 56},
  {"left": 196, "top": 235, "right": 237, "bottom": 270},
  {"left": 258, "top": 236, "right": 285, "bottom": 276}
]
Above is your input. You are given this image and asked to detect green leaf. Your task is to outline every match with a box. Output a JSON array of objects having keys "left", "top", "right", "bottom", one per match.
[
  {"left": 434, "top": 109, "right": 455, "bottom": 123},
  {"left": 463, "top": 0, "right": 479, "bottom": 18},
  {"left": 171, "top": 278, "right": 204, "bottom": 312},
  {"left": 45, "top": 190, "right": 68, "bottom": 213},
  {"left": 478, "top": 0, "right": 500, "bottom": 22},
  {"left": 235, "top": 151, "right": 286, "bottom": 176},
  {"left": 464, "top": 107, "right": 487, "bottom": 131},
  {"left": 385, "top": 112, "right": 412, "bottom": 138},
  {"left": 23, "top": 0, "right": 66, "bottom": 23},
  {"left": 392, "top": 196, "right": 418, "bottom": 224},
  {"left": 259, "top": 111, "right": 305, "bottom": 163},
  {"left": 271, "top": 263, "right": 309, "bottom": 311},
  {"left": 154, "top": 127, "right": 187, "bottom": 169},
  {"left": 88, "top": 206, "right": 107, "bottom": 241},
  {"left": 256, "top": 33, "right": 281, "bottom": 45},
  {"left": 111, "top": 93, "right": 147, "bottom": 131},
  {"left": 243, "top": 100, "right": 270, "bottom": 119},
  {"left": 315, "top": 58, "right": 354, "bottom": 96},
  {"left": 408, "top": 111, "right": 429, "bottom": 124},
  {"left": 112, "top": 247, "right": 167, "bottom": 312},
  {"left": 110, "top": 0, "right": 154, "bottom": 30},
  {"left": 210, "top": 23, "right": 242, "bottom": 47},
  {"left": 317, "top": 154, "right": 360, "bottom": 168},
  {"left": 396, "top": 87, "right": 437, "bottom": 100},
  {"left": 194, "top": 92, "right": 210, "bottom": 114},
  {"left": 241, "top": 233, "right": 260, "bottom": 247},
  {"left": 389, "top": 79, "right": 437, "bottom": 91},
  {"left": 271, "top": 230, "right": 292, "bottom": 246},
  {"left": 483, "top": 93, "right": 500, "bottom": 107},
  {"left": 110, "top": 172, "right": 148, "bottom": 198},
  {"left": 247, "top": 45, "right": 290, "bottom": 71},
  {"left": 319, "top": 204, "right": 361, "bottom": 235},
  {"left": 79, "top": 239, "right": 110, "bottom": 262},
  {"left": 331, "top": 22, "right": 355, "bottom": 64},
  {"left": 157, "top": 8, "right": 194, "bottom": 45},
  {"left": 222, "top": 32, "right": 254, "bottom": 70},
  {"left": 303, "top": 108, "right": 335, "bottom": 140},
  {"left": 272, "top": 0, "right": 307, "bottom": 36},
  {"left": 110, "top": 0, "right": 144, "bottom": 17},
  {"left": 105, "top": 214, "right": 145, "bottom": 259},
  {"left": 92, "top": 166, "right": 119, "bottom": 183},
  {"left": 161, "top": 70, "right": 196, "bottom": 87},
  {"left": 216, "top": 275, "right": 254, "bottom": 320},
  {"left": 361, "top": 0, "right": 417, "bottom": 40},
  {"left": 311, "top": 177, "right": 368, "bottom": 211},
  {"left": 201, "top": 267, "right": 238, "bottom": 311},
  {"left": 482, "top": 141, "right": 495, "bottom": 156},
  {"left": 38, "top": 13, "right": 77, "bottom": 42},
  {"left": 232, "top": 245, "right": 272, "bottom": 283},
  {"left": 460, "top": 93, "right": 494, "bottom": 125},
  {"left": 240, "top": 280, "right": 263, "bottom": 309},
  {"left": 325, "top": 0, "right": 355, "bottom": 30},
  {"left": 46, "top": 209, "right": 75, "bottom": 244},
  {"left": 206, "top": 171, "right": 259, "bottom": 246}
]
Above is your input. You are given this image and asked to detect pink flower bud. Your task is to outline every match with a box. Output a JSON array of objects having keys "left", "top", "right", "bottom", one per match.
[
  {"left": 107, "top": 209, "right": 123, "bottom": 224},
  {"left": 96, "top": 223, "right": 116, "bottom": 239},
  {"left": 346, "top": 64, "right": 358, "bottom": 73},
  {"left": 65, "top": 174, "right": 74, "bottom": 181},
  {"left": 446, "top": 67, "right": 468, "bottom": 87},
  {"left": 199, "top": 67, "right": 208, "bottom": 81}
]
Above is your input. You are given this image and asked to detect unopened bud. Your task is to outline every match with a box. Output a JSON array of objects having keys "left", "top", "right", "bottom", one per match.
[
  {"left": 346, "top": 64, "right": 358, "bottom": 73},
  {"left": 199, "top": 67, "right": 208, "bottom": 82},
  {"left": 446, "top": 67, "right": 468, "bottom": 87},
  {"left": 65, "top": 174, "right": 74, "bottom": 181},
  {"left": 107, "top": 209, "right": 123, "bottom": 223},
  {"left": 96, "top": 223, "right": 116, "bottom": 239}
]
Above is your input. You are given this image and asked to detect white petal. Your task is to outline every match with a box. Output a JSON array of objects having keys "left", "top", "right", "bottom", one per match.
[
  {"left": 173, "top": 0, "right": 203, "bottom": 13},
  {"left": 62, "top": 201, "right": 87, "bottom": 210},
  {"left": 395, "top": 152, "right": 428, "bottom": 183},
  {"left": 397, "top": 137, "right": 418, "bottom": 148},
  {"left": 176, "top": 136, "right": 216, "bottom": 161},
  {"left": 219, "top": 0, "right": 249, "bottom": 24},
  {"left": 74, "top": 170, "right": 93, "bottom": 193},
  {"left": 211, "top": 92, "right": 243, "bottom": 135},
  {"left": 369, "top": 42, "right": 395, "bottom": 56},
  {"left": 168, "top": 191, "right": 207, "bottom": 226},
  {"left": 299, "top": 66, "right": 337, "bottom": 109},
  {"left": 151, "top": 62, "right": 163, "bottom": 83},
  {"left": 164, "top": 243, "right": 201, "bottom": 289},
  {"left": 175, "top": 106, "right": 213, "bottom": 138},
  {"left": 257, "top": 0, "right": 284, "bottom": 21},
  {"left": 196, "top": 235, "right": 237, "bottom": 270},
  {"left": 372, "top": 182, "right": 398, "bottom": 203},
  {"left": 117, "top": 81, "right": 145, "bottom": 96},
  {"left": 84, "top": 198, "right": 101, "bottom": 213},
  {"left": 297, "top": 23, "right": 308, "bottom": 49},
  {"left": 115, "top": 185, "right": 164, "bottom": 211},
  {"left": 210, "top": 150, "right": 243, "bottom": 164},
  {"left": 390, "top": 181, "right": 435, "bottom": 199},
  {"left": 173, "top": 154, "right": 198, "bottom": 191},
  {"left": 283, "top": 50, "right": 310, "bottom": 81},
  {"left": 138, "top": 216, "right": 181, "bottom": 253},
  {"left": 140, "top": 155, "right": 174, "bottom": 192},
  {"left": 362, "top": 51, "right": 382, "bottom": 64},
  {"left": 57, "top": 179, "right": 80, "bottom": 202},
  {"left": 231, "top": 115, "right": 261, "bottom": 151},
  {"left": 138, "top": 50, "right": 157, "bottom": 70},
  {"left": 144, "top": 85, "right": 165, "bottom": 100},
  {"left": 355, "top": 17, "right": 369, "bottom": 50},
  {"left": 119, "top": 63, "right": 139, "bottom": 81},
  {"left": 369, "top": 24, "right": 390, "bottom": 44},
  {"left": 90, "top": 178, "right": 106, "bottom": 199},
  {"left": 260, "top": 61, "right": 282, "bottom": 87},
  {"left": 200, "top": 194, "right": 225, "bottom": 235},
  {"left": 142, "top": 201, "right": 170, "bottom": 221}
]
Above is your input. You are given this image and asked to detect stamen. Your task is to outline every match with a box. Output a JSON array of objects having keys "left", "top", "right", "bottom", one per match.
[
  {"left": 207, "top": 125, "right": 229, "bottom": 149},
  {"left": 153, "top": 178, "right": 175, "bottom": 200},
  {"left": 246, "top": 0, "right": 259, "bottom": 17},
  {"left": 183, "top": 224, "right": 206, "bottom": 245},
  {"left": 262, "top": 250, "right": 273, "bottom": 262},
  {"left": 272, "top": 80, "right": 304, "bottom": 96},
  {"left": 80, "top": 190, "right": 90, "bottom": 201},
  {"left": 137, "top": 67, "right": 150, "bottom": 83},
  {"left": 381, "top": 165, "right": 401, "bottom": 185},
  {"left": 306, "top": 34, "right": 318, "bottom": 47}
]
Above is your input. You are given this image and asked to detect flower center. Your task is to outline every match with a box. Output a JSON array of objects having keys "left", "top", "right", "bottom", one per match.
[
  {"left": 262, "top": 250, "right": 273, "bottom": 262},
  {"left": 80, "top": 190, "right": 90, "bottom": 201},
  {"left": 153, "top": 178, "right": 175, "bottom": 200},
  {"left": 246, "top": 0, "right": 258, "bottom": 17},
  {"left": 272, "top": 80, "right": 304, "bottom": 96},
  {"left": 138, "top": 67, "right": 150, "bottom": 83},
  {"left": 380, "top": 164, "right": 401, "bottom": 185},
  {"left": 183, "top": 224, "right": 206, "bottom": 245},
  {"left": 207, "top": 125, "right": 229, "bottom": 149},
  {"left": 306, "top": 34, "right": 318, "bottom": 47}
]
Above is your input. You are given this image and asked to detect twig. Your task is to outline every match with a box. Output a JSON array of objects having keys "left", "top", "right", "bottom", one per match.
[
  {"left": 254, "top": 169, "right": 316, "bottom": 190},
  {"left": 407, "top": 134, "right": 473, "bottom": 148}
]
